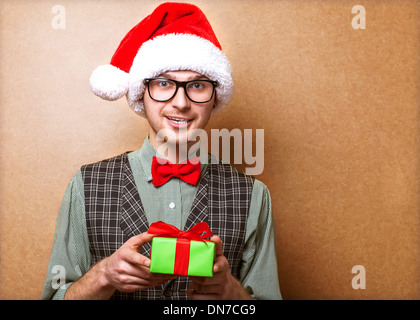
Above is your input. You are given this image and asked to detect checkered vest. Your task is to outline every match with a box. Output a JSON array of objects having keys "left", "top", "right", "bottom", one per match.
[{"left": 81, "top": 152, "right": 254, "bottom": 300}]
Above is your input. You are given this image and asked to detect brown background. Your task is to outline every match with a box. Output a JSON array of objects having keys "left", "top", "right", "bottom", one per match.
[{"left": 1, "top": 0, "right": 419, "bottom": 299}]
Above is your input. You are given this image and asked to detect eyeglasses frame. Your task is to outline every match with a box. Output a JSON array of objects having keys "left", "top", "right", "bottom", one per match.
[{"left": 144, "top": 78, "right": 218, "bottom": 103}]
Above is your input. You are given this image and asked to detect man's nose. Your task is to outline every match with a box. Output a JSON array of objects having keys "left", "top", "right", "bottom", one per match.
[{"left": 171, "top": 86, "right": 190, "bottom": 110}]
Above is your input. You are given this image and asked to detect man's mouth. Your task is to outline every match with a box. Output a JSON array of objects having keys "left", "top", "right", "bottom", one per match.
[
  {"left": 167, "top": 117, "right": 189, "bottom": 123},
  {"left": 166, "top": 116, "right": 192, "bottom": 128}
]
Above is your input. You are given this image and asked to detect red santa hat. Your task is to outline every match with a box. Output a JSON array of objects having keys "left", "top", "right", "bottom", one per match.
[{"left": 89, "top": 2, "right": 233, "bottom": 117}]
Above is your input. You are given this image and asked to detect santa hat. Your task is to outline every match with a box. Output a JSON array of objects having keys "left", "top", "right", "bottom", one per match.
[{"left": 89, "top": 2, "right": 233, "bottom": 117}]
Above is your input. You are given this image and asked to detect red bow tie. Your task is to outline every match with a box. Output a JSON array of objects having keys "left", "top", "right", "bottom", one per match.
[{"left": 151, "top": 156, "right": 201, "bottom": 187}]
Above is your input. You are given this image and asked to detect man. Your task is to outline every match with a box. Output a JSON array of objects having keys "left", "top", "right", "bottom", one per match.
[{"left": 42, "top": 2, "right": 281, "bottom": 300}]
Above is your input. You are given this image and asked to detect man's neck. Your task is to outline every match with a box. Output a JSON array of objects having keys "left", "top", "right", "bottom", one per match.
[{"left": 148, "top": 133, "right": 200, "bottom": 164}]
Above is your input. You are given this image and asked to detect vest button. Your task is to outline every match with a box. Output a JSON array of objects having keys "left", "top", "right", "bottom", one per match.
[
  {"left": 162, "top": 279, "right": 174, "bottom": 297},
  {"left": 163, "top": 288, "right": 173, "bottom": 297}
]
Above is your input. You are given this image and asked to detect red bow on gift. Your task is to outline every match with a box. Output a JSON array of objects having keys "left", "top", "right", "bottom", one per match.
[
  {"left": 148, "top": 221, "right": 213, "bottom": 241},
  {"left": 151, "top": 156, "right": 201, "bottom": 187}
]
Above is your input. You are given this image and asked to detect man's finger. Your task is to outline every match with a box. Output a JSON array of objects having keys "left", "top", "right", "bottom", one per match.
[
  {"left": 123, "top": 246, "right": 151, "bottom": 268},
  {"left": 210, "top": 235, "right": 223, "bottom": 257},
  {"left": 122, "top": 232, "right": 155, "bottom": 268},
  {"left": 126, "top": 232, "right": 155, "bottom": 250}
]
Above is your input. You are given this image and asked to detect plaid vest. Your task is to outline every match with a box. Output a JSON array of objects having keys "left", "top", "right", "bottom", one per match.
[{"left": 81, "top": 152, "right": 254, "bottom": 300}]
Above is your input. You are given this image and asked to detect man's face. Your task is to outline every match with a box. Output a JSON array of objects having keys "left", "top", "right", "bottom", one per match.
[{"left": 143, "top": 70, "right": 215, "bottom": 150}]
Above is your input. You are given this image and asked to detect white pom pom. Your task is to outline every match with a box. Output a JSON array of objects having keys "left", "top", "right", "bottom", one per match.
[{"left": 89, "top": 64, "right": 129, "bottom": 101}]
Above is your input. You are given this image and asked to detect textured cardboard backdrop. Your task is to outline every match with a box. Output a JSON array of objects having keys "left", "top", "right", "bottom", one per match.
[{"left": 0, "top": 0, "right": 419, "bottom": 299}]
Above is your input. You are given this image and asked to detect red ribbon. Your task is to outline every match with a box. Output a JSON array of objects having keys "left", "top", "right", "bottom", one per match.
[
  {"left": 148, "top": 221, "right": 213, "bottom": 276},
  {"left": 148, "top": 221, "right": 213, "bottom": 241}
]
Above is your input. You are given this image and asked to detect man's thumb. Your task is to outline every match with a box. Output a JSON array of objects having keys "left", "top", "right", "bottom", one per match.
[{"left": 126, "top": 232, "right": 155, "bottom": 249}]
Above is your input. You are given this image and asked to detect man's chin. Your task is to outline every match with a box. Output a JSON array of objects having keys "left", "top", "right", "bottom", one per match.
[
  {"left": 155, "top": 126, "right": 207, "bottom": 146},
  {"left": 157, "top": 126, "right": 191, "bottom": 141}
]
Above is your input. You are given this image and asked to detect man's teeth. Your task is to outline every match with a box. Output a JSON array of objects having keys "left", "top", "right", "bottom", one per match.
[{"left": 168, "top": 117, "right": 189, "bottom": 123}]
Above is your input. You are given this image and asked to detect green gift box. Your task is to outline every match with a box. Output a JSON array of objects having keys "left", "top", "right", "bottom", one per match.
[{"left": 148, "top": 221, "right": 215, "bottom": 277}]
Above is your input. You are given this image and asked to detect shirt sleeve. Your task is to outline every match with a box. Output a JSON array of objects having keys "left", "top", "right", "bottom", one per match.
[
  {"left": 239, "top": 179, "right": 282, "bottom": 300},
  {"left": 41, "top": 170, "right": 91, "bottom": 300}
]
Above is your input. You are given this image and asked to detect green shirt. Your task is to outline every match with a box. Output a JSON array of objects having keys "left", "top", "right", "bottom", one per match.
[{"left": 41, "top": 137, "right": 282, "bottom": 300}]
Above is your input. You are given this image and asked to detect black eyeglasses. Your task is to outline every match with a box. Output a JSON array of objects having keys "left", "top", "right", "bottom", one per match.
[{"left": 144, "top": 78, "right": 218, "bottom": 103}]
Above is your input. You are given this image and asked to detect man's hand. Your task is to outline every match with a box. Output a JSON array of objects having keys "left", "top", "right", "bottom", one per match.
[
  {"left": 102, "top": 232, "right": 177, "bottom": 293},
  {"left": 65, "top": 232, "right": 176, "bottom": 299},
  {"left": 186, "top": 236, "right": 252, "bottom": 300}
]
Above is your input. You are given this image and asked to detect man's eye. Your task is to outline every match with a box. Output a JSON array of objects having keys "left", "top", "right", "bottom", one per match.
[
  {"left": 158, "top": 80, "right": 170, "bottom": 87},
  {"left": 191, "top": 82, "right": 204, "bottom": 89}
]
